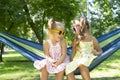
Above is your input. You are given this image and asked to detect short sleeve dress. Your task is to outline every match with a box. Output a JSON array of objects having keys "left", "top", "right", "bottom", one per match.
[
  {"left": 34, "top": 40, "right": 69, "bottom": 73},
  {"left": 65, "top": 41, "right": 97, "bottom": 75}
]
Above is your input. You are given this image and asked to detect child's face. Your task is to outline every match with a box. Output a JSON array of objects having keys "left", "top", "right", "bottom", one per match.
[
  {"left": 72, "top": 20, "right": 81, "bottom": 35},
  {"left": 51, "top": 28, "right": 65, "bottom": 42}
]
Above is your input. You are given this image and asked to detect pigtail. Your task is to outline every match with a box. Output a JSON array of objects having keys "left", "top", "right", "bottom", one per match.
[
  {"left": 79, "top": 17, "right": 89, "bottom": 39},
  {"left": 47, "top": 18, "right": 58, "bottom": 39},
  {"left": 48, "top": 18, "right": 56, "bottom": 30}
]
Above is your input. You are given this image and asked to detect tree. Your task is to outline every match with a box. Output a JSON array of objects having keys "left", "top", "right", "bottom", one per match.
[
  {"left": 24, "top": 0, "right": 80, "bottom": 41},
  {"left": 87, "top": 0, "right": 120, "bottom": 37},
  {"left": 0, "top": 0, "right": 80, "bottom": 61},
  {"left": 0, "top": 0, "right": 29, "bottom": 62}
]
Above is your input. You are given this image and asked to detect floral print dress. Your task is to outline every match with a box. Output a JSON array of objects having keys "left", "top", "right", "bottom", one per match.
[{"left": 34, "top": 39, "right": 69, "bottom": 73}]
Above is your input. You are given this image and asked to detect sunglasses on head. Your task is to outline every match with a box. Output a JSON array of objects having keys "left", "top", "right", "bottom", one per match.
[{"left": 51, "top": 30, "right": 65, "bottom": 35}]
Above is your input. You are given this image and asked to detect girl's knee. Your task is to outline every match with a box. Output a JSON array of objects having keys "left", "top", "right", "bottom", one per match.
[
  {"left": 40, "top": 66, "right": 47, "bottom": 71},
  {"left": 56, "top": 70, "right": 65, "bottom": 76},
  {"left": 66, "top": 72, "right": 75, "bottom": 80},
  {"left": 79, "top": 64, "right": 88, "bottom": 69},
  {"left": 55, "top": 71, "right": 65, "bottom": 80}
]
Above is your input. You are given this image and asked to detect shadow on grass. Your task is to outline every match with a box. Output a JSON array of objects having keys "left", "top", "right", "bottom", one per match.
[
  {"left": 91, "top": 77, "right": 120, "bottom": 80},
  {"left": 3, "top": 60, "right": 31, "bottom": 62},
  {"left": 32, "top": 76, "right": 120, "bottom": 80}
]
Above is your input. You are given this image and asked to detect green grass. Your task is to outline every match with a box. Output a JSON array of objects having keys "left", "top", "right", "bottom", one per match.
[
  {"left": 0, "top": 50, "right": 120, "bottom": 80},
  {"left": 0, "top": 34, "right": 120, "bottom": 80},
  {"left": 0, "top": 52, "right": 39, "bottom": 80}
]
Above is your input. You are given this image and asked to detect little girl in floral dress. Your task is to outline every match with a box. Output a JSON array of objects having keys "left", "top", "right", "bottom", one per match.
[{"left": 34, "top": 18, "right": 69, "bottom": 80}]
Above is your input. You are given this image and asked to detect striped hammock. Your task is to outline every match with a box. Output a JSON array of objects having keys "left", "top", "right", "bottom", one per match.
[{"left": 0, "top": 29, "right": 120, "bottom": 75}]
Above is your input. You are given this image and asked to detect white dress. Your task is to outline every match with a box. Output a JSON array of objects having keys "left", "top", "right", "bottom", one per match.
[{"left": 66, "top": 41, "right": 97, "bottom": 75}]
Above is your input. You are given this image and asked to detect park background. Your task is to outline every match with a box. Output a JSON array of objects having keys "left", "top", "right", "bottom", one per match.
[{"left": 0, "top": 0, "right": 120, "bottom": 80}]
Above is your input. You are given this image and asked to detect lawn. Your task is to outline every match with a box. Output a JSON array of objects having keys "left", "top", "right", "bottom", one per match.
[
  {"left": 0, "top": 34, "right": 120, "bottom": 80},
  {"left": 0, "top": 50, "right": 120, "bottom": 80}
]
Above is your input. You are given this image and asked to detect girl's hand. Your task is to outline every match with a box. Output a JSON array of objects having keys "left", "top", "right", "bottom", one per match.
[
  {"left": 52, "top": 61, "right": 60, "bottom": 68},
  {"left": 46, "top": 57, "right": 56, "bottom": 63},
  {"left": 92, "top": 49, "right": 100, "bottom": 56}
]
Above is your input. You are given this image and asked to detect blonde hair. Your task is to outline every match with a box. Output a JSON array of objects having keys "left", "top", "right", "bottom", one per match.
[
  {"left": 47, "top": 18, "right": 64, "bottom": 38},
  {"left": 73, "top": 17, "right": 90, "bottom": 38},
  {"left": 48, "top": 18, "right": 64, "bottom": 30}
]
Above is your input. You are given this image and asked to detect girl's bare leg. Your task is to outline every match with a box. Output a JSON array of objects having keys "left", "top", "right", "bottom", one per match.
[
  {"left": 40, "top": 66, "right": 48, "bottom": 80},
  {"left": 66, "top": 71, "right": 76, "bottom": 80},
  {"left": 55, "top": 70, "right": 64, "bottom": 80},
  {"left": 79, "top": 64, "right": 91, "bottom": 80}
]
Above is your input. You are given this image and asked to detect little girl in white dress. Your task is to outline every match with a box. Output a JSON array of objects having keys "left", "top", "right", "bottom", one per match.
[
  {"left": 34, "top": 18, "right": 69, "bottom": 80},
  {"left": 34, "top": 39, "right": 69, "bottom": 73},
  {"left": 66, "top": 17, "right": 102, "bottom": 80},
  {"left": 66, "top": 41, "right": 97, "bottom": 75}
]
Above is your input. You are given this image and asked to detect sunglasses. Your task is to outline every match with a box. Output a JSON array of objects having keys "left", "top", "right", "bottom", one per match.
[{"left": 51, "top": 30, "right": 65, "bottom": 35}]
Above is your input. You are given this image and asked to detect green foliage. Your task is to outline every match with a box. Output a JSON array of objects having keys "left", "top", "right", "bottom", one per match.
[
  {"left": 0, "top": 0, "right": 29, "bottom": 37},
  {"left": 88, "top": 0, "right": 120, "bottom": 37},
  {"left": 0, "top": 0, "right": 80, "bottom": 42},
  {"left": 0, "top": 0, "right": 120, "bottom": 42},
  {"left": 30, "top": 0, "right": 80, "bottom": 41},
  {"left": 27, "top": 0, "right": 79, "bottom": 33}
]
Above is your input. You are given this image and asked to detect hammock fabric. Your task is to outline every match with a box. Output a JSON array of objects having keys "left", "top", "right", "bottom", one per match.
[{"left": 0, "top": 28, "right": 120, "bottom": 75}]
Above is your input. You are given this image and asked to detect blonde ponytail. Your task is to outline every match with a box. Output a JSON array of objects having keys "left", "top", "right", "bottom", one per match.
[{"left": 48, "top": 18, "right": 56, "bottom": 30}]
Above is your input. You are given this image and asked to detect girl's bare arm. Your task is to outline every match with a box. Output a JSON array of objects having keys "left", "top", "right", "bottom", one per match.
[
  {"left": 92, "top": 37, "right": 103, "bottom": 55},
  {"left": 43, "top": 41, "right": 54, "bottom": 62},
  {"left": 57, "top": 39, "right": 67, "bottom": 65},
  {"left": 70, "top": 39, "right": 76, "bottom": 61}
]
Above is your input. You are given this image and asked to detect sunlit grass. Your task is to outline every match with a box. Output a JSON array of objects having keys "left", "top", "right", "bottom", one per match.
[
  {"left": 3, "top": 51, "right": 28, "bottom": 61},
  {"left": 0, "top": 59, "right": 40, "bottom": 80},
  {"left": 0, "top": 50, "right": 120, "bottom": 80}
]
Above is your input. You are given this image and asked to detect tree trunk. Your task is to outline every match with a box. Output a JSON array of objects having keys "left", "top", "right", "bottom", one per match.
[
  {"left": 22, "top": 0, "right": 43, "bottom": 43},
  {"left": 0, "top": 43, "right": 2, "bottom": 62},
  {"left": 0, "top": 43, "right": 4, "bottom": 62}
]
